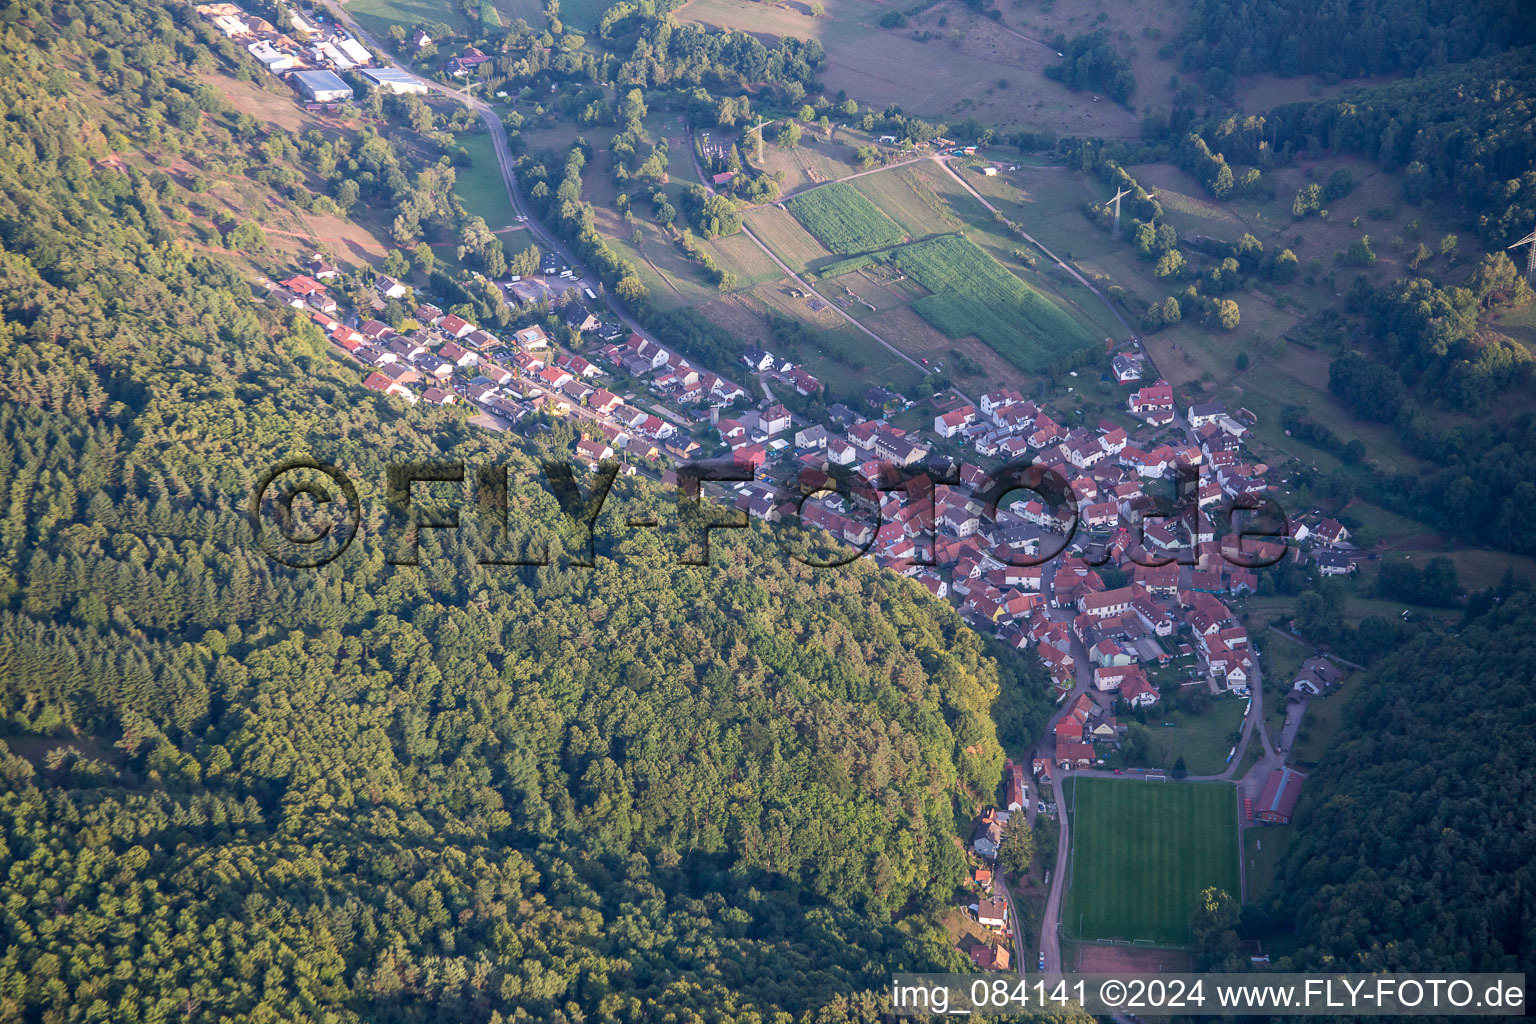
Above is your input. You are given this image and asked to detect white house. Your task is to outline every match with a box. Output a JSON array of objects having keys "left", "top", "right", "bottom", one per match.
[{"left": 795, "top": 424, "right": 828, "bottom": 449}]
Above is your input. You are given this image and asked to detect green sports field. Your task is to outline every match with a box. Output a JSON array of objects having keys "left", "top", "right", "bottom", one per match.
[{"left": 1064, "top": 778, "right": 1240, "bottom": 946}]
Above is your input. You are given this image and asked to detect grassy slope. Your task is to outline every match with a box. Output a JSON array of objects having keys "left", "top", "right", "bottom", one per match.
[
  {"left": 452, "top": 131, "right": 518, "bottom": 228},
  {"left": 1138, "top": 696, "right": 1249, "bottom": 776}
]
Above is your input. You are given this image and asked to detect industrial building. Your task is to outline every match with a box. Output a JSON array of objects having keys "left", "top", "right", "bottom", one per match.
[
  {"left": 247, "top": 39, "right": 294, "bottom": 72},
  {"left": 291, "top": 69, "right": 352, "bottom": 103},
  {"left": 361, "top": 67, "right": 428, "bottom": 94}
]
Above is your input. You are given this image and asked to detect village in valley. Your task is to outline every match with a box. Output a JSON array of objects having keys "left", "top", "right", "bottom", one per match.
[
  {"left": 269, "top": 230, "right": 1359, "bottom": 971},
  {"left": 213, "top": 0, "right": 1418, "bottom": 980}
]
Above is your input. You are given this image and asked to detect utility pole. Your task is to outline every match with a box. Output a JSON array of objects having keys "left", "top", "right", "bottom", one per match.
[
  {"left": 1108, "top": 186, "right": 1132, "bottom": 235},
  {"left": 1509, "top": 227, "right": 1536, "bottom": 280}
]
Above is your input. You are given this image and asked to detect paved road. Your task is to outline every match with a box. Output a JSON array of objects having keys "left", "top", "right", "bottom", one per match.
[{"left": 993, "top": 870, "right": 1035, "bottom": 976}]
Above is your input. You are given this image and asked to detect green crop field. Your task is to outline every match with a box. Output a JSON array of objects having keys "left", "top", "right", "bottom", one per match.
[
  {"left": 890, "top": 234, "right": 1096, "bottom": 372},
  {"left": 785, "top": 183, "right": 906, "bottom": 256},
  {"left": 1064, "top": 778, "right": 1240, "bottom": 946}
]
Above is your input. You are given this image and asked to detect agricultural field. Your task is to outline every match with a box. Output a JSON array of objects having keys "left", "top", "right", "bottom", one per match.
[
  {"left": 849, "top": 165, "right": 963, "bottom": 239},
  {"left": 785, "top": 183, "right": 907, "bottom": 256},
  {"left": 1064, "top": 778, "right": 1240, "bottom": 945},
  {"left": 743, "top": 205, "right": 833, "bottom": 270},
  {"left": 890, "top": 234, "right": 1097, "bottom": 372}
]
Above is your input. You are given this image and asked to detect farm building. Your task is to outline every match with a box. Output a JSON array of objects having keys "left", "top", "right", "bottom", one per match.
[
  {"left": 1256, "top": 768, "right": 1304, "bottom": 824},
  {"left": 362, "top": 67, "right": 428, "bottom": 94},
  {"left": 291, "top": 69, "right": 351, "bottom": 103}
]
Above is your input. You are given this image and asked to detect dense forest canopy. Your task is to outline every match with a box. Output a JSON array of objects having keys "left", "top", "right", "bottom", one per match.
[
  {"left": 1264, "top": 582, "right": 1536, "bottom": 976},
  {"left": 0, "top": 0, "right": 1065, "bottom": 1020},
  {"left": 1178, "top": 0, "right": 1535, "bottom": 78}
]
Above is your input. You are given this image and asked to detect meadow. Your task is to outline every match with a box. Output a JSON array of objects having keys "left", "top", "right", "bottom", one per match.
[
  {"left": 672, "top": 0, "right": 1152, "bottom": 134},
  {"left": 891, "top": 234, "right": 1097, "bottom": 372},
  {"left": 344, "top": 0, "right": 472, "bottom": 38},
  {"left": 451, "top": 131, "right": 517, "bottom": 228},
  {"left": 1137, "top": 696, "right": 1249, "bottom": 776},
  {"left": 786, "top": 183, "right": 907, "bottom": 255},
  {"left": 1064, "top": 778, "right": 1241, "bottom": 945}
]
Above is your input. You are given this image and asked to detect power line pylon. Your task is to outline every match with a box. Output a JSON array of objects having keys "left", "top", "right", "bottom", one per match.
[{"left": 1509, "top": 227, "right": 1536, "bottom": 280}]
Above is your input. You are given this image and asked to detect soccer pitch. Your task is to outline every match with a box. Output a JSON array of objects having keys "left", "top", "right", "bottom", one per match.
[{"left": 1063, "top": 778, "right": 1240, "bottom": 946}]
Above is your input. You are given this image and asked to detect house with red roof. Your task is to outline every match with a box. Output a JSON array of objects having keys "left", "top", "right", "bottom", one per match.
[
  {"left": 1055, "top": 741, "right": 1094, "bottom": 770},
  {"left": 1121, "top": 673, "right": 1159, "bottom": 708},
  {"left": 1129, "top": 379, "right": 1174, "bottom": 418},
  {"left": 934, "top": 405, "right": 976, "bottom": 438},
  {"left": 280, "top": 274, "right": 326, "bottom": 296},
  {"left": 1079, "top": 586, "right": 1137, "bottom": 619},
  {"left": 1256, "top": 768, "right": 1304, "bottom": 824},
  {"left": 439, "top": 341, "right": 478, "bottom": 367},
  {"left": 362, "top": 371, "right": 413, "bottom": 400}
]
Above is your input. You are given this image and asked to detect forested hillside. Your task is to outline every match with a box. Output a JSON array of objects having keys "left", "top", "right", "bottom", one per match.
[
  {"left": 1265, "top": 581, "right": 1536, "bottom": 974},
  {"left": 1178, "top": 0, "right": 1533, "bottom": 79},
  {"left": 0, "top": 0, "right": 1062, "bottom": 1020},
  {"left": 1238, "top": 47, "right": 1536, "bottom": 246}
]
